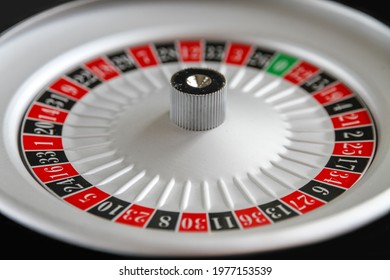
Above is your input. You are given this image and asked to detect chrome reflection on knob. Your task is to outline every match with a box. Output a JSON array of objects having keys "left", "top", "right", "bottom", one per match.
[{"left": 170, "top": 68, "right": 227, "bottom": 131}]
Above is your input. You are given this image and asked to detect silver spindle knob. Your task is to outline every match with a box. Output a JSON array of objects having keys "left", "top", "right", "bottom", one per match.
[{"left": 170, "top": 68, "right": 227, "bottom": 131}]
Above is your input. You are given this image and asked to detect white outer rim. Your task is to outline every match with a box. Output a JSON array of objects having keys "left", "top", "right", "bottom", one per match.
[{"left": 0, "top": 0, "right": 389, "bottom": 256}]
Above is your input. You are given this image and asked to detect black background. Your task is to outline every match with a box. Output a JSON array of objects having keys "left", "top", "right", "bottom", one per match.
[{"left": 0, "top": 0, "right": 389, "bottom": 260}]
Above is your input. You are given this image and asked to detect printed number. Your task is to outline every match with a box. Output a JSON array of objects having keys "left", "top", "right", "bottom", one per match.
[
  {"left": 337, "top": 113, "right": 360, "bottom": 127},
  {"left": 111, "top": 56, "right": 132, "bottom": 70},
  {"left": 238, "top": 212, "right": 267, "bottom": 226},
  {"left": 33, "top": 122, "right": 55, "bottom": 135},
  {"left": 206, "top": 45, "right": 224, "bottom": 60},
  {"left": 36, "top": 151, "right": 59, "bottom": 164},
  {"left": 341, "top": 143, "right": 363, "bottom": 155},
  {"left": 73, "top": 70, "right": 97, "bottom": 87},
  {"left": 136, "top": 50, "right": 152, "bottom": 64},
  {"left": 44, "top": 166, "right": 63, "bottom": 173},
  {"left": 91, "top": 63, "right": 116, "bottom": 78},
  {"left": 181, "top": 217, "right": 206, "bottom": 230},
  {"left": 33, "top": 141, "right": 54, "bottom": 147},
  {"left": 289, "top": 66, "right": 315, "bottom": 82},
  {"left": 332, "top": 103, "right": 353, "bottom": 112},
  {"left": 231, "top": 48, "right": 244, "bottom": 62},
  {"left": 319, "top": 87, "right": 345, "bottom": 103},
  {"left": 38, "top": 107, "right": 60, "bottom": 122},
  {"left": 265, "top": 204, "right": 291, "bottom": 219},
  {"left": 210, "top": 216, "right": 235, "bottom": 230},
  {"left": 312, "top": 186, "right": 330, "bottom": 196},
  {"left": 158, "top": 47, "right": 176, "bottom": 61},
  {"left": 96, "top": 201, "right": 124, "bottom": 216},
  {"left": 334, "top": 158, "right": 358, "bottom": 171},
  {"left": 306, "top": 75, "right": 331, "bottom": 91},
  {"left": 289, "top": 195, "right": 315, "bottom": 211},
  {"left": 45, "top": 93, "right": 69, "bottom": 108},
  {"left": 43, "top": 165, "right": 69, "bottom": 180},
  {"left": 273, "top": 60, "right": 288, "bottom": 71},
  {"left": 61, "top": 84, "right": 79, "bottom": 96},
  {"left": 56, "top": 178, "right": 84, "bottom": 193},
  {"left": 79, "top": 193, "right": 97, "bottom": 204},
  {"left": 323, "top": 170, "right": 349, "bottom": 185},
  {"left": 343, "top": 131, "right": 364, "bottom": 139},
  {"left": 158, "top": 216, "right": 172, "bottom": 228},
  {"left": 63, "top": 184, "right": 84, "bottom": 193},
  {"left": 122, "top": 209, "right": 150, "bottom": 223}
]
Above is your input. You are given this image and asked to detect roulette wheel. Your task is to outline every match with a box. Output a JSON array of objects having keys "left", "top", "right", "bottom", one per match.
[{"left": 0, "top": 0, "right": 389, "bottom": 258}]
